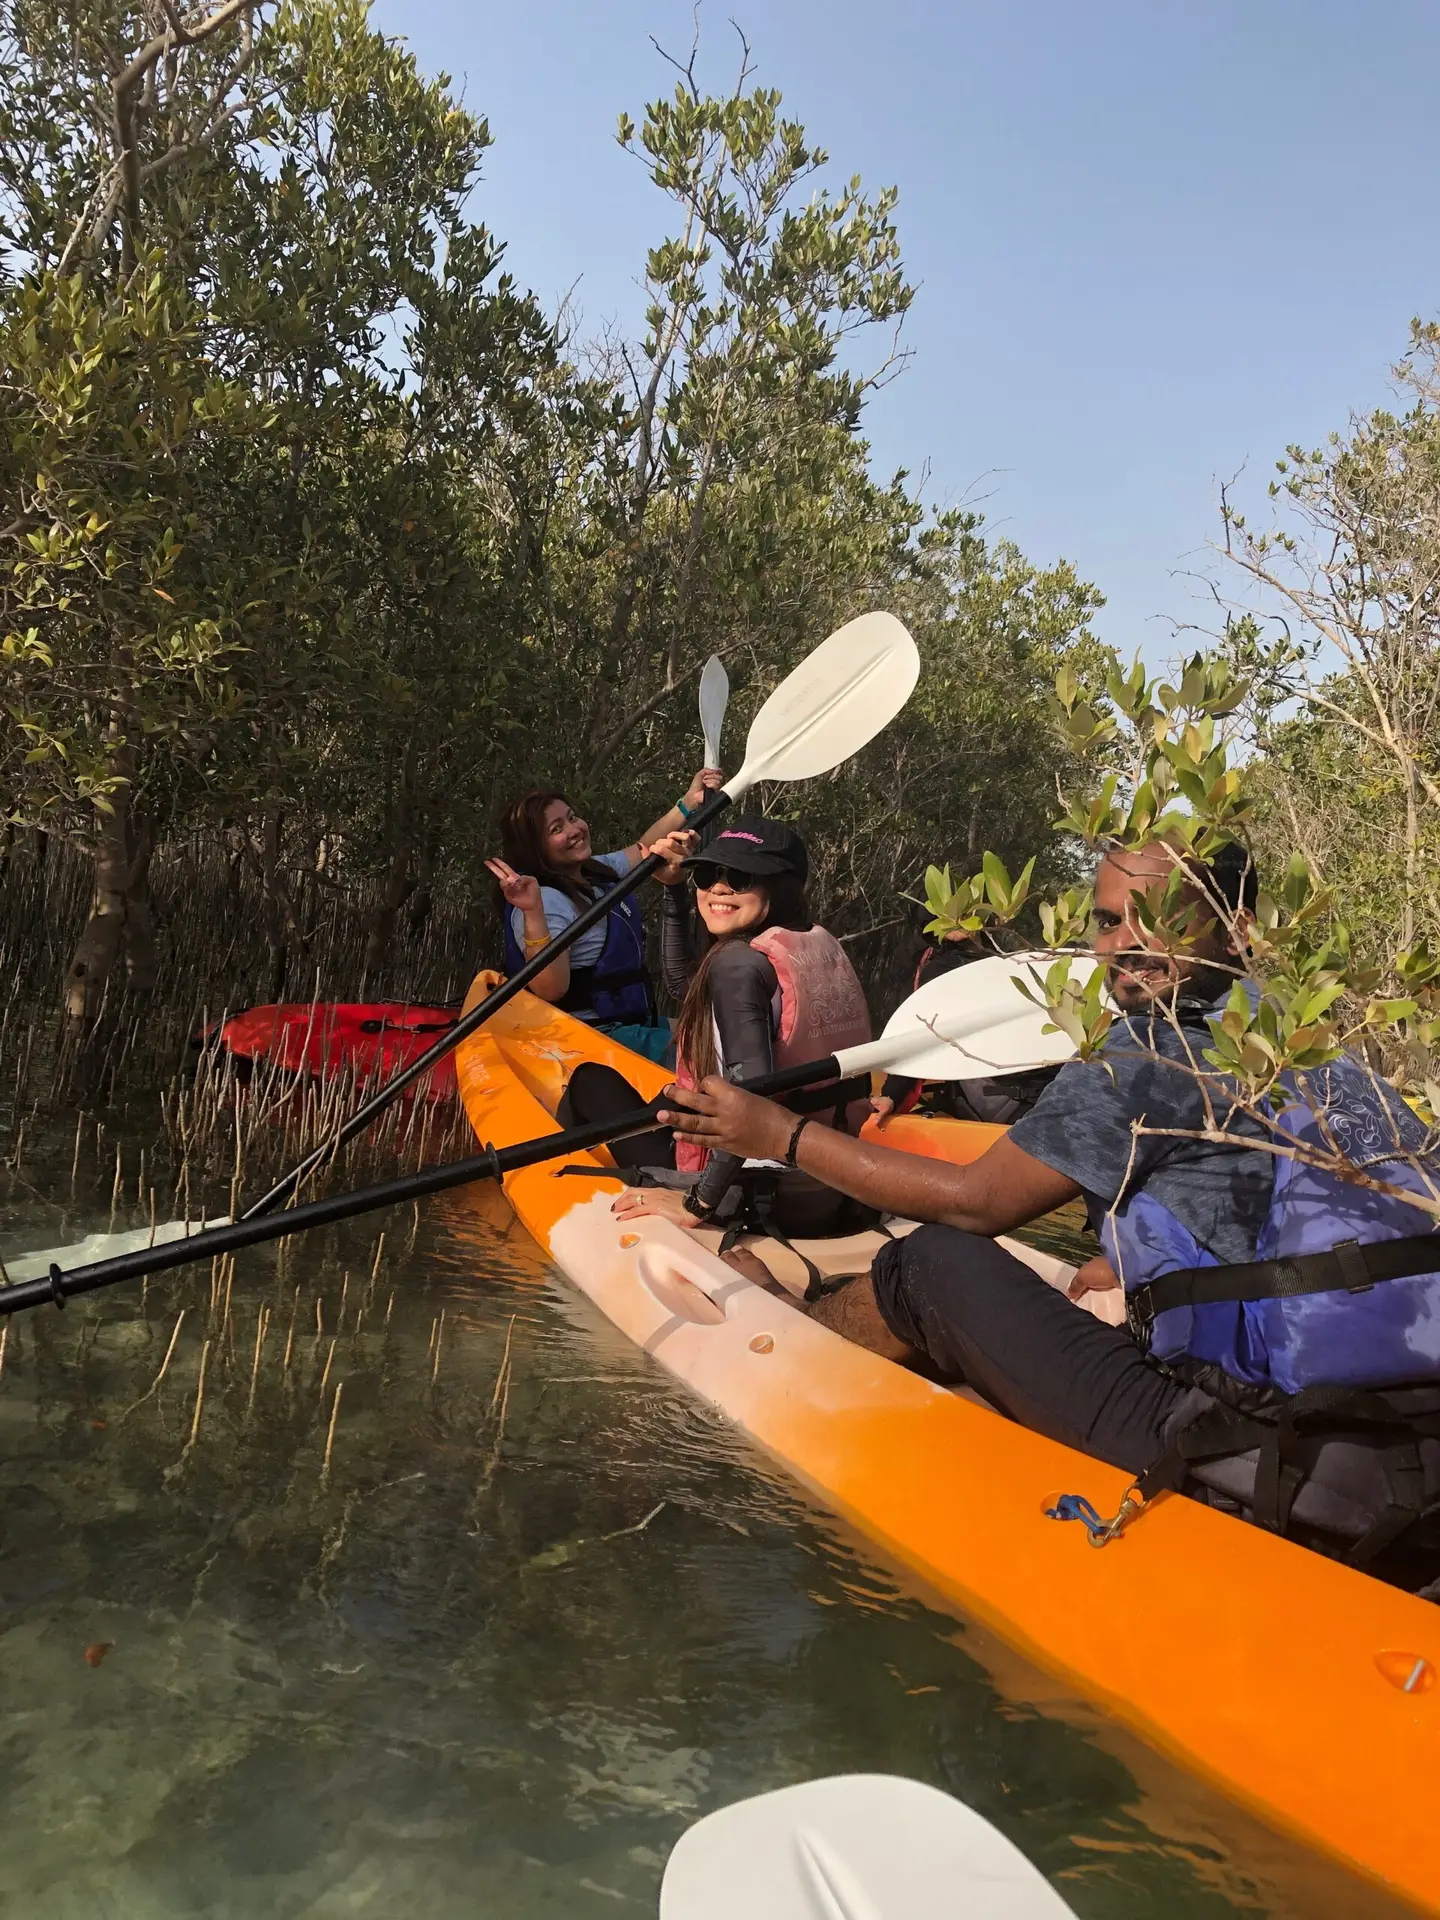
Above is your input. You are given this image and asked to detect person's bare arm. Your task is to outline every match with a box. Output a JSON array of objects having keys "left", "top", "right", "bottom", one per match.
[
  {"left": 657, "top": 1078, "right": 1080, "bottom": 1233},
  {"left": 624, "top": 769, "right": 723, "bottom": 863}
]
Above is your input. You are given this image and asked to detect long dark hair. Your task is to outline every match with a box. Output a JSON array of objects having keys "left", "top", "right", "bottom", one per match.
[
  {"left": 673, "top": 871, "right": 812, "bottom": 1083},
  {"left": 498, "top": 789, "right": 616, "bottom": 908}
]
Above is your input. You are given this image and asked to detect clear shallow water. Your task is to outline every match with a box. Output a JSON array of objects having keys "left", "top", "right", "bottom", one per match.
[{"left": 0, "top": 1156, "right": 1409, "bottom": 1917}]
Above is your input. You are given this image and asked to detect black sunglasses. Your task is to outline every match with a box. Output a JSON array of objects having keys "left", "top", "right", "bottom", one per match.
[{"left": 689, "top": 862, "right": 763, "bottom": 893}]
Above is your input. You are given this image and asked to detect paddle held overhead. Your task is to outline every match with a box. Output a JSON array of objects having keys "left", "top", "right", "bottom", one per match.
[{"left": 242, "top": 612, "right": 921, "bottom": 1220}]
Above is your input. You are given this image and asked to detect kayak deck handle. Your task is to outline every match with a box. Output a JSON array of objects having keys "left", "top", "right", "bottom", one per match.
[{"left": 632, "top": 1245, "right": 728, "bottom": 1327}]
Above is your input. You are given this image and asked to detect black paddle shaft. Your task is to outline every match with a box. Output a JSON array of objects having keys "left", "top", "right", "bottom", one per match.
[
  {"left": 0, "top": 1048, "right": 845, "bottom": 1317},
  {"left": 241, "top": 787, "right": 735, "bottom": 1219}
]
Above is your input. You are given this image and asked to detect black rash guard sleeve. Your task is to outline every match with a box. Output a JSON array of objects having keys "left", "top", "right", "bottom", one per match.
[
  {"left": 696, "top": 940, "right": 781, "bottom": 1210},
  {"left": 659, "top": 886, "right": 700, "bottom": 1001}
]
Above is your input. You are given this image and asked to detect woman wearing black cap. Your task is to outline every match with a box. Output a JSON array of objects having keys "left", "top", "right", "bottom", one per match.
[{"left": 609, "top": 814, "right": 872, "bottom": 1238}]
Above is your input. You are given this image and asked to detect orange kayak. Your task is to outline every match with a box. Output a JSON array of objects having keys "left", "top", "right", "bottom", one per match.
[{"left": 455, "top": 974, "right": 1439, "bottom": 1913}]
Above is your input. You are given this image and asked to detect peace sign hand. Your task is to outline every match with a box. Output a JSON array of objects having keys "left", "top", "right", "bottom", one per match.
[{"left": 485, "top": 857, "right": 542, "bottom": 914}]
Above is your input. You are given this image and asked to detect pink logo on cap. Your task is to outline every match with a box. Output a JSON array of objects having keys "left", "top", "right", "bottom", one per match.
[{"left": 716, "top": 831, "right": 765, "bottom": 845}]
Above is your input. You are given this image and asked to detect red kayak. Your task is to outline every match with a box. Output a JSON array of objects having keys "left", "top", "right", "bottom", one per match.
[{"left": 199, "top": 1002, "right": 460, "bottom": 1101}]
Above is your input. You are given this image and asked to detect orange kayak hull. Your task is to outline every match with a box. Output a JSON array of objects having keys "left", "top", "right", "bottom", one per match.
[{"left": 455, "top": 976, "right": 1439, "bottom": 1912}]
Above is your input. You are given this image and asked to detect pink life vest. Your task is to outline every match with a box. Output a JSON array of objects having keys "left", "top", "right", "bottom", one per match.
[{"left": 674, "top": 924, "right": 872, "bottom": 1174}]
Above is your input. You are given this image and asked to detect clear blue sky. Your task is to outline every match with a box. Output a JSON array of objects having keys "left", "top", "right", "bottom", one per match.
[{"left": 371, "top": 0, "right": 1440, "bottom": 660}]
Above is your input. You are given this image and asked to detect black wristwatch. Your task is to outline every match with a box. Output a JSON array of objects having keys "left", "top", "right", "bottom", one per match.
[{"left": 682, "top": 1188, "right": 717, "bottom": 1221}]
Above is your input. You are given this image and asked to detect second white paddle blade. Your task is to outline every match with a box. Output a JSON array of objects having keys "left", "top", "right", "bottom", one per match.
[
  {"left": 1, "top": 1216, "right": 231, "bottom": 1284},
  {"left": 732, "top": 613, "right": 919, "bottom": 794},
  {"left": 659, "top": 1773, "right": 1076, "bottom": 1919},
  {"left": 699, "top": 653, "right": 729, "bottom": 767},
  {"left": 876, "top": 950, "right": 1104, "bottom": 1080}
]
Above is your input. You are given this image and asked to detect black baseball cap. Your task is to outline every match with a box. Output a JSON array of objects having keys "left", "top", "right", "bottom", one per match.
[{"left": 681, "top": 814, "right": 809, "bottom": 883}]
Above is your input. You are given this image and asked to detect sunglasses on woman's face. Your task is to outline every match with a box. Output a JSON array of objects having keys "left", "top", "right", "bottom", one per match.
[{"left": 690, "top": 863, "right": 762, "bottom": 893}]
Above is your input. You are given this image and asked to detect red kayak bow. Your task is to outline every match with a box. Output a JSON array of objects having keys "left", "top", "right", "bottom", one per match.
[{"left": 200, "top": 1002, "right": 460, "bottom": 1101}]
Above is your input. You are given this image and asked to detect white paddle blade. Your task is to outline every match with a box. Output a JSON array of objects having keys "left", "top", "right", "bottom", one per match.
[
  {"left": 1, "top": 1217, "right": 230, "bottom": 1284},
  {"left": 834, "top": 951, "right": 1104, "bottom": 1083},
  {"left": 659, "top": 1773, "right": 1076, "bottom": 1919},
  {"left": 726, "top": 613, "right": 919, "bottom": 800},
  {"left": 699, "top": 654, "right": 729, "bottom": 767}
]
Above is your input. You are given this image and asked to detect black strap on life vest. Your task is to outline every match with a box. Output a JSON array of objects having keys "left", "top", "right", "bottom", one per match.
[
  {"left": 1133, "top": 1383, "right": 1440, "bottom": 1572},
  {"left": 1127, "top": 1232, "right": 1440, "bottom": 1352}
]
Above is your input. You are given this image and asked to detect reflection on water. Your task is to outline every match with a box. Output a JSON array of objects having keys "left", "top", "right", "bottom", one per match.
[{"left": 0, "top": 1166, "right": 1403, "bottom": 1917}]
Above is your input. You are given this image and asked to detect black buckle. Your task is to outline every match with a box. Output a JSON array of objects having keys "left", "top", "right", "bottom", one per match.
[
  {"left": 1334, "top": 1238, "right": 1373, "bottom": 1293},
  {"left": 48, "top": 1263, "right": 68, "bottom": 1311},
  {"left": 1126, "top": 1283, "right": 1154, "bottom": 1353}
]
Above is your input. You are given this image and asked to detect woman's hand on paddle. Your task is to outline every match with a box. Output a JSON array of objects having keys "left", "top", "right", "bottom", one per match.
[
  {"left": 1067, "top": 1252, "right": 1120, "bottom": 1301},
  {"left": 867, "top": 1095, "right": 896, "bottom": 1130},
  {"left": 610, "top": 1186, "right": 700, "bottom": 1228},
  {"left": 682, "top": 767, "right": 724, "bottom": 812},
  {"left": 485, "top": 857, "right": 542, "bottom": 913},
  {"left": 657, "top": 1076, "right": 793, "bottom": 1162},
  {"left": 644, "top": 829, "right": 697, "bottom": 886}
]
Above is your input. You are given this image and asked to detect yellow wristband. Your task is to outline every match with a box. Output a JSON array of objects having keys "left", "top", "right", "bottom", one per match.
[{"left": 522, "top": 932, "right": 550, "bottom": 951}]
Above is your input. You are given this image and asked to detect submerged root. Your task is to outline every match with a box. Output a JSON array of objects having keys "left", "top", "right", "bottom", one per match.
[
  {"left": 468, "top": 1314, "right": 517, "bottom": 1517},
  {"left": 526, "top": 1501, "right": 669, "bottom": 1572},
  {"left": 246, "top": 1303, "right": 271, "bottom": 1415},
  {"left": 118, "top": 1310, "right": 186, "bottom": 1422},
  {"left": 321, "top": 1378, "right": 344, "bottom": 1487},
  {"left": 164, "top": 1336, "right": 212, "bottom": 1479}
]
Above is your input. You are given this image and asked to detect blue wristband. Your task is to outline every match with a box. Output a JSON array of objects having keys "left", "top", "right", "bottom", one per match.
[{"left": 676, "top": 796, "right": 694, "bottom": 820}]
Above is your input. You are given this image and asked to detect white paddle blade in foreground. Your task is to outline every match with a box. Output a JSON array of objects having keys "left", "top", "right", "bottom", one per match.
[
  {"left": 832, "top": 951, "right": 1106, "bottom": 1085},
  {"left": 659, "top": 1773, "right": 1077, "bottom": 1919},
  {"left": 725, "top": 613, "right": 919, "bottom": 803},
  {"left": 699, "top": 653, "right": 729, "bottom": 768}
]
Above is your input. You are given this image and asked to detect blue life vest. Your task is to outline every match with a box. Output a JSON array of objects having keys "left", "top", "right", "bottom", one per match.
[
  {"left": 1105, "top": 1055, "right": 1440, "bottom": 1394},
  {"left": 502, "top": 882, "right": 654, "bottom": 1026}
]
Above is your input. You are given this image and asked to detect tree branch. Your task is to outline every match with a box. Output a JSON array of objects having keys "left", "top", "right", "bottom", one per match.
[{"left": 110, "top": 0, "right": 258, "bottom": 267}]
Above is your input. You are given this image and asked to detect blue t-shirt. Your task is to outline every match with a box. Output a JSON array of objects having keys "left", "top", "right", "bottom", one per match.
[
  {"left": 1008, "top": 1003, "right": 1275, "bottom": 1266},
  {"left": 509, "top": 849, "right": 632, "bottom": 984}
]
